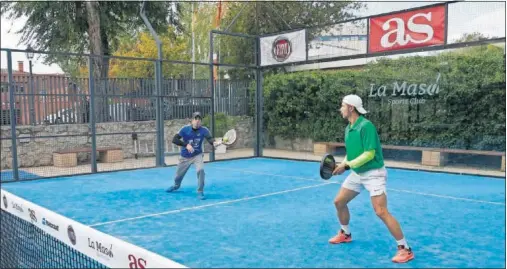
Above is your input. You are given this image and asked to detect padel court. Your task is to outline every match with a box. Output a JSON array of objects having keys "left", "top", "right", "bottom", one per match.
[{"left": 1, "top": 157, "right": 505, "bottom": 268}]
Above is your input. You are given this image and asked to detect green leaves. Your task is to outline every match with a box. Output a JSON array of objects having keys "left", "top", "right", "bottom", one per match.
[
  {"left": 2, "top": 1, "right": 180, "bottom": 72},
  {"left": 202, "top": 112, "right": 237, "bottom": 137},
  {"left": 261, "top": 46, "right": 506, "bottom": 151},
  {"left": 211, "top": 1, "right": 363, "bottom": 73}
]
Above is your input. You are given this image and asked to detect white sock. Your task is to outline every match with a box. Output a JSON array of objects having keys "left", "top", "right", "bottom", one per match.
[
  {"left": 396, "top": 238, "right": 409, "bottom": 249},
  {"left": 340, "top": 225, "right": 350, "bottom": 235}
]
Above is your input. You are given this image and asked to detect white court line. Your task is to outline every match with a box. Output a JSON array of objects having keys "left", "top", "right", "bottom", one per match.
[
  {"left": 90, "top": 167, "right": 504, "bottom": 227},
  {"left": 214, "top": 167, "right": 325, "bottom": 183},
  {"left": 90, "top": 182, "right": 333, "bottom": 227},
  {"left": 215, "top": 167, "right": 506, "bottom": 206},
  {"left": 388, "top": 188, "right": 505, "bottom": 205}
]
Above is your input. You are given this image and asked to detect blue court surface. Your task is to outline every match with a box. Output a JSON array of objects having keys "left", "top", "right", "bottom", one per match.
[
  {"left": 1, "top": 170, "right": 41, "bottom": 181},
  {"left": 1, "top": 158, "right": 505, "bottom": 268}
]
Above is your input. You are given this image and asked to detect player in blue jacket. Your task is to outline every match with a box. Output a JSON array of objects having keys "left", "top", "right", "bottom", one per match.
[{"left": 166, "top": 112, "right": 220, "bottom": 200}]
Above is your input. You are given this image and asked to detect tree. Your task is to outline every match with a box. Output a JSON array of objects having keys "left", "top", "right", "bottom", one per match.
[
  {"left": 109, "top": 27, "right": 191, "bottom": 78},
  {"left": 455, "top": 32, "right": 492, "bottom": 43},
  {"left": 215, "top": 1, "right": 365, "bottom": 79},
  {"left": 2, "top": 1, "right": 181, "bottom": 120},
  {"left": 1, "top": 1, "right": 181, "bottom": 79},
  {"left": 179, "top": 2, "right": 217, "bottom": 64},
  {"left": 221, "top": 1, "right": 364, "bottom": 36},
  {"left": 451, "top": 32, "right": 505, "bottom": 54}
]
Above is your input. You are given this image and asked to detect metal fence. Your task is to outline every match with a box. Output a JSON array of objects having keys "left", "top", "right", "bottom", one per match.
[
  {"left": 0, "top": 75, "right": 250, "bottom": 126},
  {"left": 5, "top": 1, "right": 502, "bottom": 182},
  {"left": 0, "top": 48, "right": 257, "bottom": 182}
]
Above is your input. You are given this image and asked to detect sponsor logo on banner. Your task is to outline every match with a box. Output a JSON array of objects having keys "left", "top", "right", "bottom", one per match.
[
  {"left": 128, "top": 254, "right": 147, "bottom": 269},
  {"left": 67, "top": 225, "right": 77, "bottom": 245},
  {"left": 12, "top": 202, "right": 23, "bottom": 213},
  {"left": 88, "top": 237, "right": 114, "bottom": 259},
  {"left": 1, "top": 191, "right": 183, "bottom": 269},
  {"left": 42, "top": 217, "right": 59, "bottom": 231},
  {"left": 369, "top": 5, "right": 446, "bottom": 53},
  {"left": 260, "top": 29, "right": 306, "bottom": 66},
  {"left": 272, "top": 36, "right": 292, "bottom": 62},
  {"left": 368, "top": 73, "right": 441, "bottom": 105},
  {"left": 28, "top": 208, "right": 37, "bottom": 223}
]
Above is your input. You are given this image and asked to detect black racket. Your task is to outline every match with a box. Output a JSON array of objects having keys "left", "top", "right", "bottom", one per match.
[{"left": 320, "top": 154, "right": 336, "bottom": 180}]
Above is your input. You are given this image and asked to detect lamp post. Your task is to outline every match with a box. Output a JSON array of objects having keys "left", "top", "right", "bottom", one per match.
[{"left": 26, "top": 46, "right": 35, "bottom": 125}]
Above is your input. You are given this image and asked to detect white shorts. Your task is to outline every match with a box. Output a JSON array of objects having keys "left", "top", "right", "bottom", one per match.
[{"left": 342, "top": 167, "right": 387, "bottom": 197}]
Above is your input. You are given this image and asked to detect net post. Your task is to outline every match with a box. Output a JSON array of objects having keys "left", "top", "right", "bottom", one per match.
[
  {"left": 209, "top": 31, "right": 216, "bottom": 162},
  {"left": 7, "top": 50, "right": 19, "bottom": 180},
  {"left": 88, "top": 56, "right": 98, "bottom": 173}
]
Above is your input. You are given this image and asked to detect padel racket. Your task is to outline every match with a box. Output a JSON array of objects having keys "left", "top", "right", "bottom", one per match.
[
  {"left": 218, "top": 129, "right": 237, "bottom": 146},
  {"left": 320, "top": 154, "right": 336, "bottom": 180}
]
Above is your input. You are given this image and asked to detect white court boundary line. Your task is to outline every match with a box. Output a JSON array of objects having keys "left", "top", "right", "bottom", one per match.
[
  {"left": 90, "top": 182, "right": 333, "bottom": 227},
  {"left": 215, "top": 167, "right": 506, "bottom": 206},
  {"left": 387, "top": 188, "right": 505, "bottom": 205},
  {"left": 214, "top": 167, "right": 322, "bottom": 182}
]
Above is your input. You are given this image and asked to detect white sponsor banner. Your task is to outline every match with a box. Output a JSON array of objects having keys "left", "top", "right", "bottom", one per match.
[
  {"left": 260, "top": 29, "right": 307, "bottom": 66},
  {"left": 0, "top": 189, "right": 186, "bottom": 269}
]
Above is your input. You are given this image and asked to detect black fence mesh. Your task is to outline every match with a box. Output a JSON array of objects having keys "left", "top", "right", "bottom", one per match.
[{"left": 0, "top": 209, "right": 107, "bottom": 269}]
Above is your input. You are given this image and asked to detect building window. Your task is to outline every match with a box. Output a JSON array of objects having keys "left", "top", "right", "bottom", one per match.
[
  {"left": 0, "top": 83, "right": 24, "bottom": 93},
  {"left": 0, "top": 82, "right": 8, "bottom": 93}
]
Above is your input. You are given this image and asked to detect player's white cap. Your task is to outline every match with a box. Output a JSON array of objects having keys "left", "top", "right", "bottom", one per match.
[{"left": 342, "top": 94, "right": 367, "bottom": 114}]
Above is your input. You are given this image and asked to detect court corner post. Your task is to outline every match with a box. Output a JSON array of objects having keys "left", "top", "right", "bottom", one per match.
[
  {"left": 154, "top": 59, "right": 165, "bottom": 167},
  {"left": 141, "top": 1, "right": 165, "bottom": 167},
  {"left": 254, "top": 36, "right": 263, "bottom": 157},
  {"left": 209, "top": 31, "right": 216, "bottom": 162},
  {"left": 88, "top": 56, "right": 98, "bottom": 173},
  {"left": 7, "top": 50, "right": 19, "bottom": 180}
]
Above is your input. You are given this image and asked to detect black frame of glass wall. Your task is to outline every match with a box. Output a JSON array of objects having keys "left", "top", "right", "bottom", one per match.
[
  {"left": 248, "top": 1, "right": 505, "bottom": 173},
  {"left": 211, "top": 1, "right": 505, "bottom": 165},
  {"left": 1, "top": 46, "right": 259, "bottom": 181},
  {"left": 1, "top": 1, "right": 505, "bottom": 181}
]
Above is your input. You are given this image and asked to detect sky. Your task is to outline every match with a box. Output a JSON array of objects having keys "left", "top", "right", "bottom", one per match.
[
  {"left": 1, "top": 14, "right": 63, "bottom": 74},
  {"left": 0, "top": 1, "right": 505, "bottom": 74}
]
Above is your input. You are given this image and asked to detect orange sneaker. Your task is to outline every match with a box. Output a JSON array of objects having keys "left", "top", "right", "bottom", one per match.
[
  {"left": 328, "top": 230, "right": 352, "bottom": 244},
  {"left": 392, "top": 245, "right": 414, "bottom": 263}
]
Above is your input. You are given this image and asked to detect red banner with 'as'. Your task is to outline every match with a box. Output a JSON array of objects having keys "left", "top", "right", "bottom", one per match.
[{"left": 369, "top": 5, "right": 446, "bottom": 53}]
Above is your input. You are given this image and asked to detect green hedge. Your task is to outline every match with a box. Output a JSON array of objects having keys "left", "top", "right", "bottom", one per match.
[
  {"left": 261, "top": 45, "right": 506, "bottom": 151},
  {"left": 202, "top": 112, "right": 238, "bottom": 137}
]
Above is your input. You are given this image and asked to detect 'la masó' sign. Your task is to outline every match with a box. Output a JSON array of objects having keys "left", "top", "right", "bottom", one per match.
[
  {"left": 369, "top": 5, "right": 446, "bottom": 53},
  {"left": 368, "top": 73, "right": 441, "bottom": 106}
]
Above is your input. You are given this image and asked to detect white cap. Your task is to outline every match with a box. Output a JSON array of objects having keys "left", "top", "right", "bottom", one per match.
[{"left": 343, "top": 94, "right": 367, "bottom": 114}]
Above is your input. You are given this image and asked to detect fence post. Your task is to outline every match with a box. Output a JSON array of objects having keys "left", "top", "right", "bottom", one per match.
[
  {"left": 254, "top": 37, "right": 263, "bottom": 157},
  {"left": 88, "top": 56, "right": 97, "bottom": 173},
  {"left": 155, "top": 60, "right": 165, "bottom": 167},
  {"left": 228, "top": 82, "right": 232, "bottom": 116},
  {"left": 7, "top": 50, "right": 19, "bottom": 180},
  {"left": 209, "top": 31, "right": 216, "bottom": 162},
  {"left": 140, "top": 2, "right": 165, "bottom": 167},
  {"left": 29, "top": 62, "right": 36, "bottom": 125}
]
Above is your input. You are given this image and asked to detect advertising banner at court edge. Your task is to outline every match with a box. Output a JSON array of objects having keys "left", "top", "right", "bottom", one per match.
[
  {"left": 0, "top": 189, "right": 187, "bottom": 269},
  {"left": 260, "top": 29, "right": 307, "bottom": 66},
  {"left": 368, "top": 5, "right": 446, "bottom": 53}
]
